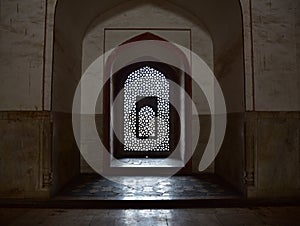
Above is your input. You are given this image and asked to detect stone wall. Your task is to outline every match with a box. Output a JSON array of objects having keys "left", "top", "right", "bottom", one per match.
[
  {"left": 252, "top": 0, "right": 300, "bottom": 111},
  {"left": 245, "top": 112, "right": 300, "bottom": 198},
  {"left": 0, "top": 0, "right": 52, "bottom": 198},
  {"left": 242, "top": 0, "right": 300, "bottom": 198},
  {"left": 0, "top": 0, "right": 46, "bottom": 111},
  {"left": 0, "top": 112, "right": 52, "bottom": 198}
]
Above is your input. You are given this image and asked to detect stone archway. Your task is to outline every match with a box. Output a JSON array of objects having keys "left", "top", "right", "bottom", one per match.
[{"left": 50, "top": 0, "right": 246, "bottom": 195}]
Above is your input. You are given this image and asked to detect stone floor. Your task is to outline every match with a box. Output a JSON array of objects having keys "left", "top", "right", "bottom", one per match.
[
  {"left": 110, "top": 158, "right": 184, "bottom": 167},
  {"left": 1, "top": 206, "right": 300, "bottom": 225},
  {"left": 57, "top": 174, "right": 240, "bottom": 200}
]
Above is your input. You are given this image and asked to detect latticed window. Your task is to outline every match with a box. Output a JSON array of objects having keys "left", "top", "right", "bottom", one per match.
[
  {"left": 124, "top": 66, "right": 170, "bottom": 152},
  {"left": 103, "top": 34, "right": 188, "bottom": 160}
]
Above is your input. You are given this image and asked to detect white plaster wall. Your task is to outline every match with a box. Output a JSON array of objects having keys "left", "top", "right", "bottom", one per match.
[
  {"left": 0, "top": 0, "right": 46, "bottom": 111},
  {"left": 252, "top": 0, "right": 300, "bottom": 111}
]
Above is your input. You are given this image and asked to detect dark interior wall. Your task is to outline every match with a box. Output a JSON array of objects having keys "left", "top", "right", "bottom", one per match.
[
  {"left": 51, "top": 1, "right": 83, "bottom": 194},
  {"left": 212, "top": 2, "right": 246, "bottom": 193},
  {"left": 0, "top": 112, "right": 52, "bottom": 198},
  {"left": 169, "top": 0, "right": 245, "bottom": 191},
  {"left": 0, "top": 0, "right": 52, "bottom": 198},
  {"left": 245, "top": 0, "right": 300, "bottom": 198}
]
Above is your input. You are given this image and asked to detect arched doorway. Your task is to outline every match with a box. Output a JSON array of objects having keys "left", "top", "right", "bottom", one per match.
[
  {"left": 102, "top": 32, "right": 192, "bottom": 174},
  {"left": 51, "top": 0, "right": 245, "bottom": 198}
]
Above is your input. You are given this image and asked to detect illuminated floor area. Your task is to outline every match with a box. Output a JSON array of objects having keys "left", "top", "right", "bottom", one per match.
[
  {"left": 110, "top": 158, "right": 184, "bottom": 167},
  {"left": 1, "top": 207, "right": 300, "bottom": 225},
  {"left": 56, "top": 174, "right": 240, "bottom": 200}
]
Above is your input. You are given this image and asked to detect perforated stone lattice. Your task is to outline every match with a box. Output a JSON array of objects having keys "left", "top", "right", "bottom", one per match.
[{"left": 124, "top": 66, "right": 170, "bottom": 152}]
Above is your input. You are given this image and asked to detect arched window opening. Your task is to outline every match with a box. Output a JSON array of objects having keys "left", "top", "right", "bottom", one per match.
[
  {"left": 124, "top": 66, "right": 169, "bottom": 152},
  {"left": 102, "top": 33, "right": 191, "bottom": 167}
]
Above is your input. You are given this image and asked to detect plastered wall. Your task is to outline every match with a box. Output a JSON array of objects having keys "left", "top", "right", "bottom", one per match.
[
  {"left": 0, "top": 0, "right": 46, "bottom": 111},
  {"left": 252, "top": 0, "right": 300, "bottom": 111}
]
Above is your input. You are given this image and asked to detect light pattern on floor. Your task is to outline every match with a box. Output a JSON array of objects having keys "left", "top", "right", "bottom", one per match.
[{"left": 58, "top": 174, "right": 240, "bottom": 200}]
